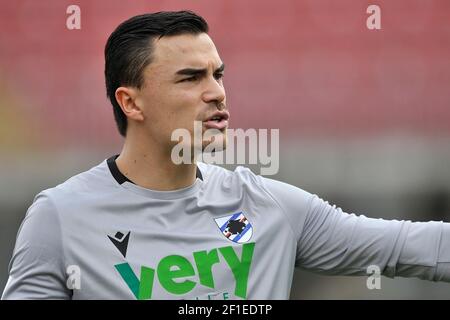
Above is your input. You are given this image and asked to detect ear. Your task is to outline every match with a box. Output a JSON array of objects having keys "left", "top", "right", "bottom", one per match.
[{"left": 115, "top": 87, "right": 145, "bottom": 122}]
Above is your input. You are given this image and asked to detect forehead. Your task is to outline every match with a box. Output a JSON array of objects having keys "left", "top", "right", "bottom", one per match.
[{"left": 148, "top": 33, "right": 222, "bottom": 75}]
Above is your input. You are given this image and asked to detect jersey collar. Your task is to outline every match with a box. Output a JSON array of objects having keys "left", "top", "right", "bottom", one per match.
[{"left": 106, "top": 154, "right": 203, "bottom": 186}]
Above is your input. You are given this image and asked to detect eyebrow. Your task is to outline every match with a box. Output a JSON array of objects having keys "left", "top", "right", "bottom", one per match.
[{"left": 175, "top": 63, "right": 225, "bottom": 77}]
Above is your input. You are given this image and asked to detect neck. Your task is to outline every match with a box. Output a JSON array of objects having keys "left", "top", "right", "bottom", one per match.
[{"left": 115, "top": 130, "right": 197, "bottom": 191}]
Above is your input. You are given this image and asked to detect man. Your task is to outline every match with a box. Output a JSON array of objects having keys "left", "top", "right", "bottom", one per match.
[{"left": 2, "top": 11, "right": 450, "bottom": 300}]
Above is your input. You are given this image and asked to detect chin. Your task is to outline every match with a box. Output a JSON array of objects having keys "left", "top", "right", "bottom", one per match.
[{"left": 201, "top": 132, "right": 227, "bottom": 152}]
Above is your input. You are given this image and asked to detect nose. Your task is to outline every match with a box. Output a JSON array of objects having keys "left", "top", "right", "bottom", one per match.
[{"left": 202, "top": 77, "right": 226, "bottom": 109}]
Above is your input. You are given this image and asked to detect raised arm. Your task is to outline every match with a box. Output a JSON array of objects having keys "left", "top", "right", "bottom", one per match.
[{"left": 260, "top": 176, "right": 450, "bottom": 281}]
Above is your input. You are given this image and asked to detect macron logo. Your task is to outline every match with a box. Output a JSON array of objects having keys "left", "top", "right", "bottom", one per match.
[{"left": 108, "top": 231, "right": 131, "bottom": 258}]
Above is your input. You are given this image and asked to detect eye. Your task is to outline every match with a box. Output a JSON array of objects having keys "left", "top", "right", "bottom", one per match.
[
  {"left": 180, "top": 76, "right": 198, "bottom": 82},
  {"left": 214, "top": 73, "right": 224, "bottom": 80}
]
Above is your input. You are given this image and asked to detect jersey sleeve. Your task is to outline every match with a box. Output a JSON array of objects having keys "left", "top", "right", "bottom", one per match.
[
  {"left": 259, "top": 175, "right": 450, "bottom": 281},
  {"left": 1, "top": 191, "right": 71, "bottom": 299}
]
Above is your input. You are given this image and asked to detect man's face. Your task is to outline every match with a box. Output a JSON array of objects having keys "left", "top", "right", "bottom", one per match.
[{"left": 135, "top": 33, "right": 228, "bottom": 154}]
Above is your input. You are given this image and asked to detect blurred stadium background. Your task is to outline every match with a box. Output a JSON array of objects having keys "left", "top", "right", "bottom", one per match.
[{"left": 1, "top": 0, "right": 450, "bottom": 299}]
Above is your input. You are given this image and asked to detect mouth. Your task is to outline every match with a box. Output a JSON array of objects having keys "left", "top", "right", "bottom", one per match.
[{"left": 203, "top": 110, "right": 230, "bottom": 131}]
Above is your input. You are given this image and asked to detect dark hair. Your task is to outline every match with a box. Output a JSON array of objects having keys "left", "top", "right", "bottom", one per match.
[{"left": 104, "top": 11, "right": 209, "bottom": 137}]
